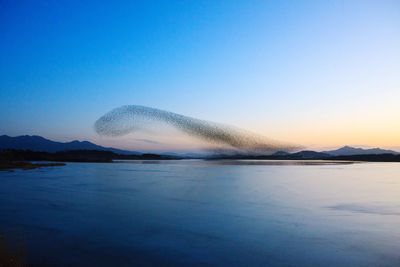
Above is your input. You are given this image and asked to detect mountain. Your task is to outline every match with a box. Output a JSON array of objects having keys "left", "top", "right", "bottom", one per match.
[
  {"left": 0, "top": 135, "right": 139, "bottom": 154},
  {"left": 323, "top": 146, "right": 398, "bottom": 156},
  {"left": 288, "top": 150, "right": 330, "bottom": 159},
  {"left": 272, "top": 151, "right": 291, "bottom": 156},
  {"left": 2, "top": 135, "right": 399, "bottom": 160}
]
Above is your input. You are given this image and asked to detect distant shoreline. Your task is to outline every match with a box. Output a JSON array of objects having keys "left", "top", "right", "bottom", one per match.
[
  {"left": 0, "top": 161, "right": 65, "bottom": 171},
  {"left": 207, "top": 154, "right": 400, "bottom": 162},
  {"left": 1, "top": 150, "right": 400, "bottom": 170}
]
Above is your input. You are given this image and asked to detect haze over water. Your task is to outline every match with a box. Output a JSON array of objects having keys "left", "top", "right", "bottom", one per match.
[{"left": 1, "top": 161, "right": 399, "bottom": 266}]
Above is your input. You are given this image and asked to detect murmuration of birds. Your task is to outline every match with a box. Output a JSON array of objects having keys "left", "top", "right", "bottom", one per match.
[{"left": 95, "top": 105, "right": 301, "bottom": 154}]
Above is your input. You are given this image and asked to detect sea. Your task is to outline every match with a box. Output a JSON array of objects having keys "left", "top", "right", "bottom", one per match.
[{"left": 0, "top": 160, "right": 399, "bottom": 266}]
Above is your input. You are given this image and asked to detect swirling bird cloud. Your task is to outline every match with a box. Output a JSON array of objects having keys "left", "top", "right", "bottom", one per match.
[{"left": 95, "top": 105, "right": 300, "bottom": 154}]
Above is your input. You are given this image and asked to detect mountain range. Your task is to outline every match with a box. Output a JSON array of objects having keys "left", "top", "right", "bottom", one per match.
[
  {"left": 0, "top": 135, "right": 139, "bottom": 155},
  {"left": 0, "top": 135, "right": 398, "bottom": 157},
  {"left": 323, "top": 145, "right": 398, "bottom": 156}
]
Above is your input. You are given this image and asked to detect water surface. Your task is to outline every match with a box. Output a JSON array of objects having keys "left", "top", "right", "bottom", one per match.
[{"left": 0, "top": 160, "right": 399, "bottom": 266}]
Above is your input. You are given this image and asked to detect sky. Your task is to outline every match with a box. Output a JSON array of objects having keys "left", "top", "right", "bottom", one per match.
[{"left": 1, "top": 0, "right": 399, "bottom": 151}]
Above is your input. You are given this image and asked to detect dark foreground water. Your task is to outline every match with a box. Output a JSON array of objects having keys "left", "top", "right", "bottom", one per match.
[{"left": 0, "top": 160, "right": 400, "bottom": 266}]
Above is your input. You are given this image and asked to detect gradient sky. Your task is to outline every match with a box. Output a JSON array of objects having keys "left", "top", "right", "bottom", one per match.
[{"left": 1, "top": 0, "right": 399, "bottom": 151}]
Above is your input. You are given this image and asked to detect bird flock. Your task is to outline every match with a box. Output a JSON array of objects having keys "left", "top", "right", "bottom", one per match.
[{"left": 95, "top": 105, "right": 299, "bottom": 154}]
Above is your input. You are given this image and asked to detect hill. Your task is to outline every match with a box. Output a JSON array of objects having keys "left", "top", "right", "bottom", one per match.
[
  {"left": 0, "top": 135, "right": 139, "bottom": 154},
  {"left": 323, "top": 146, "right": 398, "bottom": 156}
]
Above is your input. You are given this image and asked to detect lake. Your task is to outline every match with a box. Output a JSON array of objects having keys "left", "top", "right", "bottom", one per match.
[{"left": 0, "top": 160, "right": 400, "bottom": 266}]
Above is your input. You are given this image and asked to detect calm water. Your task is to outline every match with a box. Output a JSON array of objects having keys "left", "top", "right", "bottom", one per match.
[{"left": 0, "top": 160, "right": 400, "bottom": 266}]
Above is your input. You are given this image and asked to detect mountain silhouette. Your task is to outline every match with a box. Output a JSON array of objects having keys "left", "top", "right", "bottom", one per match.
[
  {"left": 0, "top": 135, "right": 139, "bottom": 154},
  {"left": 323, "top": 146, "right": 398, "bottom": 156},
  {"left": 1, "top": 135, "right": 399, "bottom": 158},
  {"left": 289, "top": 150, "right": 330, "bottom": 159}
]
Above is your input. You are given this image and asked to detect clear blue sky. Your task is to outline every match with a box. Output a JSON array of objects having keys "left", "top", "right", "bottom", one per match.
[{"left": 1, "top": 0, "right": 399, "bottom": 150}]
